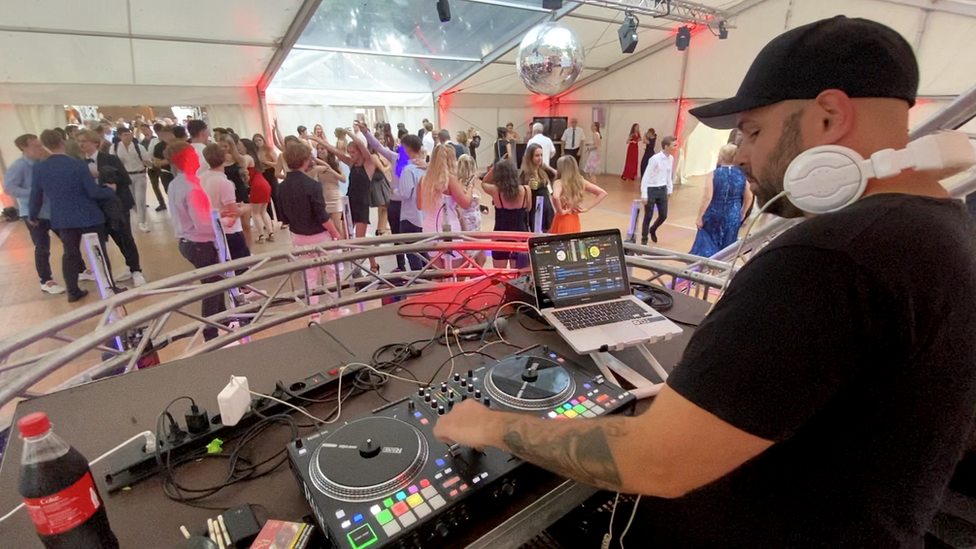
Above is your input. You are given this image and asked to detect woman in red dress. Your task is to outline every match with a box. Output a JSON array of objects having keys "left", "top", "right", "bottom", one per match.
[
  {"left": 241, "top": 138, "right": 274, "bottom": 243},
  {"left": 621, "top": 123, "right": 641, "bottom": 181}
]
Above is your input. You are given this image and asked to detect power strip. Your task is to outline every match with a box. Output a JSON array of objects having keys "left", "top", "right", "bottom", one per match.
[{"left": 103, "top": 363, "right": 364, "bottom": 492}]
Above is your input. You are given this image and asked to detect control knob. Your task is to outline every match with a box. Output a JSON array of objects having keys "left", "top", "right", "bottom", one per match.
[
  {"left": 467, "top": 383, "right": 475, "bottom": 393},
  {"left": 467, "top": 370, "right": 474, "bottom": 378},
  {"left": 460, "top": 379, "right": 467, "bottom": 388},
  {"left": 417, "top": 387, "right": 425, "bottom": 397},
  {"left": 430, "top": 399, "right": 438, "bottom": 409},
  {"left": 501, "top": 482, "right": 514, "bottom": 496},
  {"left": 438, "top": 405, "right": 446, "bottom": 416},
  {"left": 453, "top": 373, "right": 461, "bottom": 382},
  {"left": 424, "top": 391, "right": 432, "bottom": 402},
  {"left": 435, "top": 523, "right": 449, "bottom": 537},
  {"left": 483, "top": 397, "right": 490, "bottom": 407},
  {"left": 474, "top": 389, "right": 482, "bottom": 399},
  {"left": 441, "top": 382, "right": 448, "bottom": 394}
]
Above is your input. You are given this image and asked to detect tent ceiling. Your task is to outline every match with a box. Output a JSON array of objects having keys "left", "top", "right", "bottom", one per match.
[{"left": 0, "top": 0, "right": 306, "bottom": 89}]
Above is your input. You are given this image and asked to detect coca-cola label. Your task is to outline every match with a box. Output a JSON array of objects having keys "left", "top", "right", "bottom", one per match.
[{"left": 23, "top": 472, "right": 102, "bottom": 535}]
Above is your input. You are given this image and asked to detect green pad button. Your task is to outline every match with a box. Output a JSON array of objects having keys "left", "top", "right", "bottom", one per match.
[
  {"left": 383, "top": 497, "right": 394, "bottom": 508},
  {"left": 573, "top": 404, "right": 587, "bottom": 414},
  {"left": 376, "top": 509, "right": 394, "bottom": 526},
  {"left": 348, "top": 524, "right": 377, "bottom": 549}
]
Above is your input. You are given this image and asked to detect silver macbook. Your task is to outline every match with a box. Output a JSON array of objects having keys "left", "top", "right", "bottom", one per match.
[{"left": 528, "top": 229, "right": 682, "bottom": 354}]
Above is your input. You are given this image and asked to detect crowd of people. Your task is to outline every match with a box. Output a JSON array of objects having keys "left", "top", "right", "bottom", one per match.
[{"left": 3, "top": 114, "right": 613, "bottom": 328}]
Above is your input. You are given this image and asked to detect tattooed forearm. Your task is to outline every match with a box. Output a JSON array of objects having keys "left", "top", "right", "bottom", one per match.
[{"left": 500, "top": 416, "right": 630, "bottom": 491}]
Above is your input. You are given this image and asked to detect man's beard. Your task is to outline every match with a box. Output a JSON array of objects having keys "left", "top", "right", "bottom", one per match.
[{"left": 742, "top": 109, "right": 807, "bottom": 219}]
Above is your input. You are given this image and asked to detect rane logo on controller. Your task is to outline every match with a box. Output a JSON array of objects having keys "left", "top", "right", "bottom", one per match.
[{"left": 381, "top": 447, "right": 403, "bottom": 454}]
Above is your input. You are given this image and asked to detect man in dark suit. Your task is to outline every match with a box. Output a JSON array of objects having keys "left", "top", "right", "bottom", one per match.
[
  {"left": 30, "top": 130, "right": 116, "bottom": 302},
  {"left": 77, "top": 129, "right": 145, "bottom": 285}
]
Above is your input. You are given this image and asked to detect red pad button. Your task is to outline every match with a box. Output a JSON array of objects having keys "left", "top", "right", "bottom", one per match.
[
  {"left": 420, "top": 479, "right": 431, "bottom": 488},
  {"left": 328, "top": 369, "right": 339, "bottom": 376},
  {"left": 443, "top": 476, "right": 460, "bottom": 488},
  {"left": 578, "top": 396, "right": 586, "bottom": 402},
  {"left": 391, "top": 501, "right": 409, "bottom": 517},
  {"left": 596, "top": 394, "right": 609, "bottom": 403}
]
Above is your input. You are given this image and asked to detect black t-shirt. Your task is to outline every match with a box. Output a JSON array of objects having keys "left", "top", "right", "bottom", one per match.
[
  {"left": 153, "top": 141, "right": 171, "bottom": 173},
  {"left": 633, "top": 194, "right": 976, "bottom": 548}
]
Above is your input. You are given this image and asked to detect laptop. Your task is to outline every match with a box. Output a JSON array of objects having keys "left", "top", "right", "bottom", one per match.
[{"left": 528, "top": 229, "right": 683, "bottom": 354}]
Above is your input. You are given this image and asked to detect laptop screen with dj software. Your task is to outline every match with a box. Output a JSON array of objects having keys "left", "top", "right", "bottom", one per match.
[{"left": 529, "top": 229, "right": 630, "bottom": 309}]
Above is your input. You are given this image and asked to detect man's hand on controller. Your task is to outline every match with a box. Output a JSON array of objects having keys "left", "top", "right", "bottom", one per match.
[{"left": 433, "top": 400, "right": 501, "bottom": 451}]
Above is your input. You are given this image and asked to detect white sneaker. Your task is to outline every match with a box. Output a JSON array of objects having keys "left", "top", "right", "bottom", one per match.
[
  {"left": 139, "top": 222, "right": 151, "bottom": 233},
  {"left": 78, "top": 270, "right": 96, "bottom": 282},
  {"left": 132, "top": 271, "right": 147, "bottom": 287},
  {"left": 115, "top": 269, "right": 133, "bottom": 281},
  {"left": 40, "top": 281, "right": 66, "bottom": 295}
]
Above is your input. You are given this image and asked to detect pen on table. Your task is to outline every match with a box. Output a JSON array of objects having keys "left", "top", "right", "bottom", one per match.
[
  {"left": 180, "top": 525, "right": 191, "bottom": 539},
  {"left": 207, "top": 518, "right": 217, "bottom": 544},
  {"left": 218, "top": 514, "right": 233, "bottom": 546}
]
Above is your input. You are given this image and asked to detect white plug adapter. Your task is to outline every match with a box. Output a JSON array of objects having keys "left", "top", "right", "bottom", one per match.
[{"left": 217, "top": 375, "right": 251, "bottom": 426}]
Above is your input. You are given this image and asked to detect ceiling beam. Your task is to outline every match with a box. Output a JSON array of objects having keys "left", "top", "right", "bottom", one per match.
[
  {"left": 434, "top": 1, "right": 582, "bottom": 97},
  {"left": 456, "top": 0, "right": 551, "bottom": 12},
  {"left": 873, "top": 0, "right": 976, "bottom": 18},
  {"left": 291, "top": 45, "right": 480, "bottom": 63},
  {"left": 257, "top": 0, "right": 323, "bottom": 91},
  {"left": 558, "top": 0, "right": 772, "bottom": 97},
  {"left": 565, "top": 12, "right": 676, "bottom": 31},
  {"left": 0, "top": 26, "right": 276, "bottom": 48}
]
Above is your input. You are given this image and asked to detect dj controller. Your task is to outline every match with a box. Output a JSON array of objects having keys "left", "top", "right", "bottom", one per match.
[{"left": 287, "top": 346, "right": 637, "bottom": 549}]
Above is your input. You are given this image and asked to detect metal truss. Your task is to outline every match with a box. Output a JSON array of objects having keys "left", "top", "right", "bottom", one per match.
[
  {"left": 0, "top": 232, "right": 734, "bottom": 421},
  {"left": 572, "top": 0, "right": 734, "bottom": 25}
]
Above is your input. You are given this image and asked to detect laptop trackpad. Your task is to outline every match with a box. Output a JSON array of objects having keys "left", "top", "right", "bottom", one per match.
[{"left": 602, "top": 323, "right": 646, "bottom": 346}]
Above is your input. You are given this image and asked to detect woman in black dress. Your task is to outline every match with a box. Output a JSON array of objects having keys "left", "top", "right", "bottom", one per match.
[
  {"left": 640, "top": 128, "right": 658, "bottom": 178},
  {"left": 494, "top": 127, "right": 513, "bottom": 163},
  {"left": 482, "top": 160, "right": 531, "bottom": 269},
  {"left": 315, "top": 129, "right": 378, "bottom": 270},
  {"left": 520, "top": 143, "right": 556, "bottom": 233},
  {"left": 219, "top": 134, "right": 252, "bottom": 246}
]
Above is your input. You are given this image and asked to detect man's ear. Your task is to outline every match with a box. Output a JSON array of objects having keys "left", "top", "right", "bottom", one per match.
[{"left": 813, "top": 90, "right": 855, "bottom": 145}]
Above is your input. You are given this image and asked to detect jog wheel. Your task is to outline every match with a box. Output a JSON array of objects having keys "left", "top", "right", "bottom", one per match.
[
  {"left": 484, "top": 355, "right": 576, "bottom": 411},
  {"left": 309, "top": 416, "right": 428, "bottom": 502}
]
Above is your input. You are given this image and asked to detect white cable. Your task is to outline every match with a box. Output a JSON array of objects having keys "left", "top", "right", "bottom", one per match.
[
  {"left": 0, "top": 430, "right": 155, "bottom": 524},
  {"left": 491, "top": 300, "right": 545, "bottom": 347},
  {"left": 343, "top": 361, "right": 429, "bottom": 387},
  {"left": 249, "top": 365, "right": 346, "bottom": 425},
  {"left": 619, "top": 495, "right": 642, "bottom": 549},
  {"left": 706, "top": 191, "right": 789, "bottom": 316},
  {"left": 602, "top": 492, "right": 622, "bottom": 549}
]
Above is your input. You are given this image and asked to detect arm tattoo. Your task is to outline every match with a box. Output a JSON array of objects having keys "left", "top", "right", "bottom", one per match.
[{"left": 501, "top": 417, "right": 629, "bottom": 491}]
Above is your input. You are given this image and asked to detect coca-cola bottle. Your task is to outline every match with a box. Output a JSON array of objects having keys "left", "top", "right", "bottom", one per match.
[{"left": 18, "top": 412, "right": 119, "bottom": 549}]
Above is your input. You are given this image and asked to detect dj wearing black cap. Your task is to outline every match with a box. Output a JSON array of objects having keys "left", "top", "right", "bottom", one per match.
[{"left": 435, "top": 16, "right": 976, "bottom": 547}]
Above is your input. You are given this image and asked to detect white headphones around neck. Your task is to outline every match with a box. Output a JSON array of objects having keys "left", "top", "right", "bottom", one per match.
[{"left": 782, "top": 131, "right": 976, "bottom": 214}]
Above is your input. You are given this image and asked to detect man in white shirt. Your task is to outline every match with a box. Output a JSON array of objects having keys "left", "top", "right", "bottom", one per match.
[
  {"left": 422, "top": 122, "right": 435, "bottom": 160},
  {"left": 526, "top": 123, "right": 555, "bottom": 168},
  {"left": 187, "top": 120, "right": 210, "bottom": 178},
  {"left": 112, "top": 127, "right": 153, "bottom": 232},
  {"left": 560, "top": 118, "right": 586, "bottom": 164},
  {"left": 639, "top": 136, "right": 678, "bottom": 244}
]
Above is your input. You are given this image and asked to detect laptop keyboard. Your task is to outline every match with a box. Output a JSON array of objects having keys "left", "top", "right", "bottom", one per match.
[{"left": 553, "top": 300, "right": 653, "bottom": 331}]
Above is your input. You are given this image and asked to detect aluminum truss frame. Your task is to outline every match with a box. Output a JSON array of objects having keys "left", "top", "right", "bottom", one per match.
[
  {"left": 572, "top": 0, "right": 734, "bottom": 25},
  {"left": 0, "top": 232, "right": 735, "bottom": 418}
]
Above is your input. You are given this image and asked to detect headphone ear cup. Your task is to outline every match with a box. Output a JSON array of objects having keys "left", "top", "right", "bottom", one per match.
[{"left": 783, "top": 145, "right": 869, "bottom": 214}]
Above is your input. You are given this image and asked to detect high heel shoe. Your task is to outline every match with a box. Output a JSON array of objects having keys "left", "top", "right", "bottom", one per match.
[
  {"left": 257, "top": 234, "right": 266, "bottom": 244},
  {"left": 268, "top": 232, "right": 275, "bottom": 242}
]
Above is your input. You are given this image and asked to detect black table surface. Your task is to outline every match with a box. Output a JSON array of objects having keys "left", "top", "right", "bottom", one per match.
[{"left": 0, "top": 279, "right": 708, "bottom": 548}]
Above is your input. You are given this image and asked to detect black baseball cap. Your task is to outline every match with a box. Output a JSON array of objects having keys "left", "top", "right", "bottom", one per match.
[{"left": 689, "top": 16, "right": 919, "bottom": 129}]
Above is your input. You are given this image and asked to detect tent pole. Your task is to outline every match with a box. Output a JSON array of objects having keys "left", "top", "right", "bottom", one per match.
[{"left": 257, "top": 87, "right": 270, "bottom": 141}]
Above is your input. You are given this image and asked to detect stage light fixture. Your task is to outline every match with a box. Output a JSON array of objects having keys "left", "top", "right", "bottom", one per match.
[
  {"left": 719, "top": 21, "right": 728, "bottom": 40},
  {"left": 618, "top": 13, "right": 639, "bottom": 54},
  {"left": 676, "top": 26, "right": 691, "bottom": 51},
  {"left": 543, "top": 0, "right": 564, "bottom": 8},
  {"left": 437, "top": 0, "right": 451, "bottom": 22}
]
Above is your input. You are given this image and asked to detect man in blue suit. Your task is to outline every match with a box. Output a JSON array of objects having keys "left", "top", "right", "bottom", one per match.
[{"left": 30, "top": 129, "right": 115, "bottom": 302}]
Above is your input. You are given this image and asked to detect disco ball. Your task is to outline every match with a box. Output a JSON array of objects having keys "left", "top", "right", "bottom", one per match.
[{"left": 516, "top": 22, "right": 585, "bottom": 96}]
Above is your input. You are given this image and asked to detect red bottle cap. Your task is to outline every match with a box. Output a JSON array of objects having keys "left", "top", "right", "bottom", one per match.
[{"left": 18, "top": 412, "right": 51, "bottom": 438}]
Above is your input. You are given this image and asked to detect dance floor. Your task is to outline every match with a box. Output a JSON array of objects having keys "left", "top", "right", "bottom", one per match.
[{"left": 0, "top": 173, "right": 713, "bottom": 426}]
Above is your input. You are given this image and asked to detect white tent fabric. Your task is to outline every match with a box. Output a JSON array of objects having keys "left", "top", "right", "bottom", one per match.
[{"left": 438, "top": 0, "right": 976, "bottom": 177}]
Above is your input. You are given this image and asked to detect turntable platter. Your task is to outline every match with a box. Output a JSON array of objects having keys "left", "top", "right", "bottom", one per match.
[
  {"left": 484, "top": 355, "right": 576, "bottom": 410},
  {"left": 309, "top": 416, "right": 428, "bottom": 502}
]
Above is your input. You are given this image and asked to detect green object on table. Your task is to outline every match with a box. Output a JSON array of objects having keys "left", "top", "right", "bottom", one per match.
[{"left": 206, "top": 438, "right": 224, "bottom": 454}]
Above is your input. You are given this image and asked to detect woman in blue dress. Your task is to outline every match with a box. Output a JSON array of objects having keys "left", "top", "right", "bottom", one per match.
[{"left": 689, "top": 144, "right": 753, "bottom": 257}]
